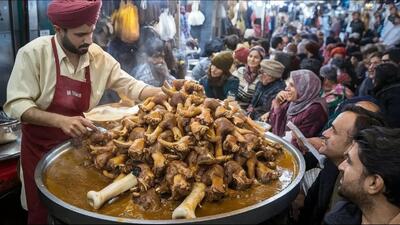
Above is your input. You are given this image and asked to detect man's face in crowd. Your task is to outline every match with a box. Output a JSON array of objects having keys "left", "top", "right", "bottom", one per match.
[
  {"left": 338, "top": 142, "right": 371, "bottom": 206},
  {"left": 367, "top": 56, "right": 382, "bottom": 79},
  {"left": 148, "top": 52, "right": 165, "bottom": 66},
  {"left": 394, "top": 16, "right": 400, "bottom": 25},
  {"left": 60, "top": 24, "right": 94, "bottom": 55},
  {"left": 390, "top": 5, "right": 397, "bottom": 15},
  {"left": 352, "top": 12, "right": 360, "bottom": 21},
  {"left": 320, "top": 112, "right": 356, "bottom": 162},
  {"left": 382, "top": 54, "right": 391, "bottom": 63}
]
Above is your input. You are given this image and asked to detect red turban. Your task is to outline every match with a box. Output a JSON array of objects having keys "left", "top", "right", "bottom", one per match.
[
  {"left": 330, "top": 47, "right": 346, "bottom": 57},
  {"left": 47, "top": 0, "right": 102, "bottom": 28},
  {"left": 234, "top": 47, "right": 250, "bottom": 64}
]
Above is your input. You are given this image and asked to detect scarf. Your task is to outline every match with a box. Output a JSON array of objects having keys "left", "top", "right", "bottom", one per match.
[
  {"left": 244, "top": 65, "right": 259, "bottom": 84},
  {"left": 287, "top": 70, "right": 328, "bottom": 116}
]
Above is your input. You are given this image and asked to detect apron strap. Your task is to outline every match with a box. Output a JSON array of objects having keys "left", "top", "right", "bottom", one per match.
[{"left": 51, "top": 37, "right": 61, "bottom": 78}]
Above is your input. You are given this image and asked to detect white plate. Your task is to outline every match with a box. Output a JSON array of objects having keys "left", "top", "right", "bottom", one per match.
[{"left": 84, "top": 105, "right": 139, "bottom": 122}]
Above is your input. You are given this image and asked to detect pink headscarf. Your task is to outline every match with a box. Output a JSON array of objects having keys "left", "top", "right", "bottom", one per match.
[
  {"left": 47, "top": 0, "right": 102, "bottom": 28},
  {"left": 287, "top": 69, "right": 327, "bottom": 116}
]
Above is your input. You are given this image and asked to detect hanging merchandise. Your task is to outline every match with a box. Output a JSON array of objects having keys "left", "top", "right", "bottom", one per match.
[
  {"left": 231, "top": 0, "right": 247, "bottom": 34},
  {"left": 187, "top": 0, "right": 205, "bottom": 26},
  {"left": 112, "top": 0, "right": 140, "bottom": 43},
  {"left": 156, "top": 8, "right": 176, "bottom": 41},
  {"left": 140, "top": 0, "right": 147, "bottom": 10}
]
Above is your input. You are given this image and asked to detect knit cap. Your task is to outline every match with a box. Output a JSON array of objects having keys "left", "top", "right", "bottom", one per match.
[
  {"left": 260, "top": 59, "right": 285, "bottom": 79},
  {"left": 211, "top": 51, "right": 234, "bottom": 72}
]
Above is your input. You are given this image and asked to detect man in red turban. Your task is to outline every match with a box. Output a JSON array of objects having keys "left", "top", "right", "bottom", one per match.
[{"left": 4, "top": 1, "right": 161, "bottom": 224}]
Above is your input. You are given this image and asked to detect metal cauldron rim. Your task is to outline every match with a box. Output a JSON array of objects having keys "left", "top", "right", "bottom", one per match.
[{"left": 35, "top": 131, "right": 305, "bottom": 224}]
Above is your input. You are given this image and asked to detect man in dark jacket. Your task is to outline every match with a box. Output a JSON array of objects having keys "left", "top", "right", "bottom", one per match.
[
  {"left": 349, "top": 11, "right": 364, "bottom": 37},
  {"left": 247, "top": 59, "right": 285, "bottom": 120}
]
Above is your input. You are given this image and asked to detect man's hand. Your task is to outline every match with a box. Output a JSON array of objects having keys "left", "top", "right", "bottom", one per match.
[
  {"left": 21, "top": 107, "right": 97, "bottom": 138},
  {"left": 138, "top": 86, "right": 162, "bottom": 101},
  {"left": 56, "top": 115, "right": 97, "bottom": 138}
]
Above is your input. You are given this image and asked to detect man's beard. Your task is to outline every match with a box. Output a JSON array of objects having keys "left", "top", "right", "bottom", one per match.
[
  {"left": 338, "top": 176, "right": 372, "bottom": 208},
  {"left": 62, "top": 34, "right": 90, "bottom": 55}
]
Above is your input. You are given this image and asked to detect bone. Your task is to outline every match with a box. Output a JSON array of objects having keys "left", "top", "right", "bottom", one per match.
[
  {"left": 87, "top": 173, "right": 138, "bottom": 210},
  {"left": 172, "top": 182, "right": 206, "bottom": 219}
]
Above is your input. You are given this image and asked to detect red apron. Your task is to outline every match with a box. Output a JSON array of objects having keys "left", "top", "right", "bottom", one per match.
[{"left": 21, "top": 37, "right": 91, "bottom": 224}]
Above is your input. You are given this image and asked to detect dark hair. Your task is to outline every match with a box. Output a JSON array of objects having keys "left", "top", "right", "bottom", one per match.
[
  {"left": 355, "top": 126, "right": 400, "bottom": 207},
  {"left": 144, "top": 38, "right": 164, "bottom": 57},
  {"left": 257, "top": 38, "right": 270, "bottom": 56},
  {"left": 361, "top": 44, "right": 379, "bottom": 58},
  {"left": 270, "top": 36, "right": 283, "bottom": 49},
  {"left": 350, "top": 52, "right": 363, "bottom": 62},
  {"left": 342, "top": 105, "right": 386, "bottom": 137},
  {"left": 300, "top": 58, "right": 322, "bottom": 76},
  {"left": 203, "top": 38, "right": 224, "bottom": 57},
  {"left": 368, "top": 51, "right": 383, "bottom": 60},
  {"left": 373, "top": 63, "right": 400, "bottom": 94},
  {"left": 224, "top": 34, "right": 240, "bottom": 51},
  {"left": 383, "top": 48, "right": 400, "bottom": 64}
]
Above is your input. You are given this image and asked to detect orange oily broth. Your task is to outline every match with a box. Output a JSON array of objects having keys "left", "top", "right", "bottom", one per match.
[{"left": 44, "top": 147, "right": 297, "bottom": 220}]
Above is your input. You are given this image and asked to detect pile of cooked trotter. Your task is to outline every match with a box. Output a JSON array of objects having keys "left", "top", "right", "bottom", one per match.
[{"left": 84, "top": 80, "right": 284, "bottom": 219}]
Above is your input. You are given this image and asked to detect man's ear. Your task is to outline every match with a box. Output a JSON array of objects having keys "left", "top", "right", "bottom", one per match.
[
  {"left": 53, "top": 25, "right": 63, "bottom": 34},
  {"left": 365, "top": 174, "right": 385, "bottom": 195}
]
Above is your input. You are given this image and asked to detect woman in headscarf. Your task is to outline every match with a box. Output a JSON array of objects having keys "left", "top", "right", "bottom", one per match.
[
  {"left": 199, "top": 51, "right": 239, "bottom": 100},
  {"left": 232, "top": 45, "right": 266, "bottom": 109},
  {"left": 268, "top": 69, "right": 328, "bottom": 169}
]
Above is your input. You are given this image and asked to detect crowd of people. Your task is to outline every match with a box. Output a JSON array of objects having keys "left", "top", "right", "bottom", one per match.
[
  {"left": 4, "top": 0, "right": 400, "bottom": 224},
  {"left": 124, "top": 2, "right": 400, "bottom": 224}
]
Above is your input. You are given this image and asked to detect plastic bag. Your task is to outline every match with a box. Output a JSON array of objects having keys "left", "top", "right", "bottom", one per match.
[
  {"left": 188, "top": 1, "right": 205, "bottom": 26},
  {"left": 157, "top": 9, "right": 176, "bottom": 41},
  {"left": 112, "top": 0, "right": 140, "bottom": 43}
]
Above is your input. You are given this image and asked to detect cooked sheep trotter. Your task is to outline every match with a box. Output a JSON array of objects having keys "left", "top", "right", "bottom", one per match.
[
  {"left": 158, "top": 136, "right": 193, "bottom": 152},
  {"left": 139, "top": 97, "right": 156, "bottom": 112},
  {"left": 87, "top": 172, "right": 138, "bottom": 210},
  {"left": 190, "top": 121, "right": 209, "bottom": 140},
  {"left": 143, "top": 110, "right": 163, "bottom": 126},
  {"left": 128, "top": 138, "right": 146, "bottom": 161},
  {"left": 197, "top": 107, "right": 213, "bottom": 125},
  {"left": 172, "top": 182, "right": 206, "bottom": 219},
  {"left": 106, "top": 154, "right": 128, "bottom": 170},
  {"left": 151, "top": 150, "right": 166, "bottom": 177},
  {"left": 112, "top": 139, "right": 133, "bottom": 149},
  {"left": 183, "top": 80, "right": 204, "bottom": 94},
  {"left": 215, "top": 105, "right": 229, "bottom": 118},
  {"left": 223, "top": 135, "right": 240, "bottom": 153},
  {"left": 235, "top": 126, "right": 254, "bottom": 135},
  {"left": 152, "top": 92, "right": 173, "bottom": 112},
  {"left": 172, "top": 79, "right": 186, "bottom": 91},
  {"left": 203, "top": 98, "right": 221, "bottom": 111},
  {"left": 256, "top": 161, "right": 280, "bottom": 184},
  {"left": 145, "top": 125, "right": 164, "bottom": 144},
  {"left": 178, "top": 105, "right": 202, "bottom": 118},
  {"left": 245, "top": 151, "right": 257, "bottom": 179},
  {"left": 245, "top": 116, "right": 266, "bottom": 136},
  {"left": 89, "top": 141, "right": 115, "bottom": 155}
]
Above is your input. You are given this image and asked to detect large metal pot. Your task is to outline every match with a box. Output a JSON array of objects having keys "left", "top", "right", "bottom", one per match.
[
  {"left": 35, "top": 132, "right": 305, "bottom": 224},
  {"left": 0, "top": 114, "right": 20, "bottom": 145}
]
